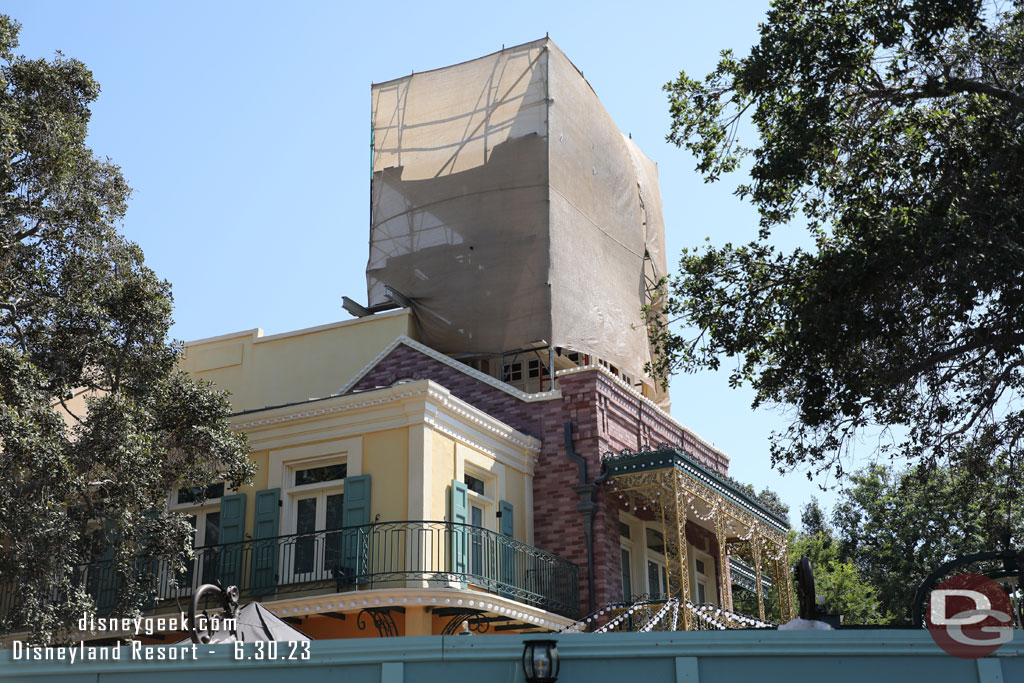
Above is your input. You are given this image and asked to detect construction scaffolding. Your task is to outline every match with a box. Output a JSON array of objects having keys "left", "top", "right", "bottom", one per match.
[{"left": 367, "top": 37, "right": 668, "bottom": 405}]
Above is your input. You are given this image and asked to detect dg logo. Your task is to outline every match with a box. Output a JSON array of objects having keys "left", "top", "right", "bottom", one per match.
[{"left": 927, "top": 573, "right": 1014, "bottom": 659}]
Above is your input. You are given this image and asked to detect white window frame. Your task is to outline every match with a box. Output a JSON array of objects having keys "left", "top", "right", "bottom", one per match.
[
  {"left": 463, "top": 463, "right": 495, "bottom": 580},
  {"left": 620, "top": 541, "right": 634, "bottom": 602},
  {"left": 691, "top": 547, "right": 717, "bottom": 606},
  {"left": 162, "top": 486, "right": 224, "bottom": 599},
  {"left": 643, "top": 525, "right": 668, "bottom": 599},
  {"left": 283, "top": 455, "right": 348, "bottom": 585}
]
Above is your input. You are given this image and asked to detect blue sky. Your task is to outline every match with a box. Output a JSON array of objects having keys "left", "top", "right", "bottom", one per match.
[{"left": 6, "top": 0, "right": 845, "bottom": 521}]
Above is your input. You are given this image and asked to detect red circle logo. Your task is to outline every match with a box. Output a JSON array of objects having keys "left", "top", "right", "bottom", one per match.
[{"left": 926, "top": 573, "right": 1014, "bottom": 658}]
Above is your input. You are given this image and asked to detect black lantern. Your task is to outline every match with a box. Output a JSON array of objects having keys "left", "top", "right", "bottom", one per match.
[{"left": 522, "top": 639, "right": 559, "bottom": 683}]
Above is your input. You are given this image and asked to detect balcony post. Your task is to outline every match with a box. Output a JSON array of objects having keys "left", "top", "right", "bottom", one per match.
[
  {"left": 751, "top": 530, "right": 765, "bottom": 622},
  {"left": 670, "top": 473, "right": 691, "bottom": 630},
  {"left": 714, "top": 505, "right": 732, "bottom": 613}
]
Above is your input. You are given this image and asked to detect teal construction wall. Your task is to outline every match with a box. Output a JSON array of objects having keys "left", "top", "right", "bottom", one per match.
[{"left": 0, "top": 630, "right": 1021, "bottom": 682}]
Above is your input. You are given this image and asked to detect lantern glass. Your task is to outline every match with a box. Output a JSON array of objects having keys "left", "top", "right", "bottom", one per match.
[{"left": 522, "top": 639, "right": 559, "bottom": 683}]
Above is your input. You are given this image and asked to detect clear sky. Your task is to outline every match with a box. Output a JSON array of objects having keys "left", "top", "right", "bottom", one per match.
[{"left": 5, "top": 0, "right": 843, "bottom": 522}]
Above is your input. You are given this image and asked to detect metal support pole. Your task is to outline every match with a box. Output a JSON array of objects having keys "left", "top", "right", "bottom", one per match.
[
  {"left": 715, "top": 507, "right": 731, "bottom": 613},
  {"left": 752, "top": 532, "right": 765, "bottom": 622},
  {"left": 671, "top": 475, "right": 691, "bottom": 630}
]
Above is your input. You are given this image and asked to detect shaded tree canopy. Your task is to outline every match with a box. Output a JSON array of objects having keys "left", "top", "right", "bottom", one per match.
[
  {"left": 656, "top": 0, "right": 1024, "bottom": 478},
  {"left": 788, "top": 504, "right": 891, "bottom": 626},
  {"left": 832, "top": 461, "right": 1021, "bottom": 623},
  {"left": 0, "top": 16, "right": 253, "bottom": 640}
]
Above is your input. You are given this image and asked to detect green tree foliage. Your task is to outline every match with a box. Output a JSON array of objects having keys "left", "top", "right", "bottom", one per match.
[
  {"left": 656, "top": 0, "right": 1024, "bottom": 478},
  {"left": 0, "top": 16, "right": 254, "bottom": 641},
  {"left": 730, "top": 496, "right": 886, "bottom": 625},
  {"left": 789, "top": 498, "right": 891, "bottom": 625},
  {"left": 832, "top": 462, "right": 1022, "bottom": 624}
]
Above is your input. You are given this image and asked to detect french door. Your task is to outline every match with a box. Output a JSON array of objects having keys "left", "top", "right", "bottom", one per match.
[{"left": 289, "top": 489, "right": 344, "bottom": 583}]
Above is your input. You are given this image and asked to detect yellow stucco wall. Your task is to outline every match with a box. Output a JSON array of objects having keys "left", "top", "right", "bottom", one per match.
[
  {"left": 431, "top": 431, "right": 456, "bottom": 522},
  {"left": 179, "top": 309, "right": 415, "bottom": 414},
  {"left": 361, "top": 428, "right": 410, "bottom": 522}
]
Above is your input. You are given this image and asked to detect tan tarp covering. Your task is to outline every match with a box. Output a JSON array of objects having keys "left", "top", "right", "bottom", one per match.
[{"left": 368, "top": 38, "right": 667, "bottom": 400}]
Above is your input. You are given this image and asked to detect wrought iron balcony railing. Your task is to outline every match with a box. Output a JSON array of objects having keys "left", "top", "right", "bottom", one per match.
[{"left": 1, "top": 521, "right": 579, "bottom": 625}]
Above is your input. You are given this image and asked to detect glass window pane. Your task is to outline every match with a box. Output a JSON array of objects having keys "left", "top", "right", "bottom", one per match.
[
  {"left": 464, "top": 474, "right": 486, "bottom": 495},
  {"left": 324, "top": 494, "right": 344, "bottom": 574},
  {"left": 469, "top": 505, "right": 484, "bottom": 576},
  {"left": 695, "top": 559, "right": 705, "bottom": 575},
  {"left": 296, "top": 498, "right": 316, "bottom": 534},
  {"left": 645, "top": 528, "right": 665, "bottom": 554},
  {"left": 177, "top": 482, "right": 225, "bottom": 505},
  {"left": 294, "top": 498, "right": 316, "bottom": 575},
  {"left": 205, "top": 512, "right": 220, "bottom": 547},
  {"left": 619, "top": 522, "right": 630, "bottom": 539},
  {"left": 295, "top": 463, "right": 347, "bottom": 487},
  {"left": 697, "top": 580, "right": 706, "bottom": 604},
  {"left": 325, "top": 494, "right": 344, "bottom": 530},
  {"left": 647, "top": 560, "right": 660, "bottom": 598}
]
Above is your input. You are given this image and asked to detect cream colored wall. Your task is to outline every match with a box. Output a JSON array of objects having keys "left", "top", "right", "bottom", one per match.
[
  {"left": 430, "top": 431, "right": 456, "bottom": 522},
  {"left": 238, "top": 450, "right": 270, "bottom": 536},
  {"left": 179, "top": 310, "right": 415, "bottom": 414},
  {"left": 361, "top": 428, "right": 410, "bottom": 522}
]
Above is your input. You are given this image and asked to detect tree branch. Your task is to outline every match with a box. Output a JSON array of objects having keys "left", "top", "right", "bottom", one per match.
[{"left": 858, "top": 76, "right": 1024, "bottom": 112}]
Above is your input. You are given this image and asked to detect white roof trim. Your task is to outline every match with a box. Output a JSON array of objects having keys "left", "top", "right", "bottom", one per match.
[{"left": 232, "top": 379, "right": 541, "bottom": 455}]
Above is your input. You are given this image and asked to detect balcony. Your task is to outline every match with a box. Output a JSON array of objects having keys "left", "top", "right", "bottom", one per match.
[{"left": 1, "top": 521, "right": 579, "bottom": 628}]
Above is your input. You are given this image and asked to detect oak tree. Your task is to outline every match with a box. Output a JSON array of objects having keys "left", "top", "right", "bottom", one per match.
[
  {"left": 0, "top": 16, "right": 253, "bottom": 641},
  {"left": 656, "top": 0, "right": 1024, "bottom": 478}
]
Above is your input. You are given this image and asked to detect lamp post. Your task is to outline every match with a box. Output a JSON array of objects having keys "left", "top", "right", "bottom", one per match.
[{"left": 522, "top": 639, "right": 559, "bottom": 683}]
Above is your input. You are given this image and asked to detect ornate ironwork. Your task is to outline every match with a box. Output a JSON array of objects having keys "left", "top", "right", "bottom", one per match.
[
  {"left": 605, "top": 444, "right": 796, "bottom": 628},
  {"left": 357, "top": 607, "right": 399, "bottom": 637},
  {"left": 441, "top": 609, "right": 492, "bottom": 635},
  {"left": 5, "top": 520, "right": 579, "bottom": 626}
]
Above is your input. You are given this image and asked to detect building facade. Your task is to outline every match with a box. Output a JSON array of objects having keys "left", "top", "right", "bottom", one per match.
[{"left": 1, "top": 38, "right": 792, "bottom": 644}]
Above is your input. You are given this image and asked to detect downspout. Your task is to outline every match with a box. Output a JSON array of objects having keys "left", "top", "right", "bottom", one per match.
[{"left": 564, "top": 421, "right": 610, "bottom": 613}]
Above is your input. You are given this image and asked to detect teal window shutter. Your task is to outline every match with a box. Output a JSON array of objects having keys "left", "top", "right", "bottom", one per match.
[
  {"left": 499, "top": 500, "right": 515, "bottom": 594},
  {"left": 342, "top": 475, "right": 371, "bottom": 582},
  {"left": 450, "top": 480, "right": 469, "bottom": 582},
  {"left": 250, "top": 488, "right": 280, "bottom": 596},
  {"left": 217, "top": 493, "right": 247, "bottom": 590},
  {"left": 499, "top": 500, "right": 514, "bottom": 537},
  {"left": 88, "top": 521, "right": 119, "bottom": 614}
]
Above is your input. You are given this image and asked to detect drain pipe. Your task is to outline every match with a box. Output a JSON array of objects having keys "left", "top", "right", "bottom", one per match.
[{"left": 564, "top": 421, "right": 609, "bottom": 613}]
